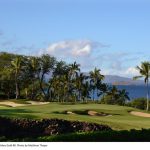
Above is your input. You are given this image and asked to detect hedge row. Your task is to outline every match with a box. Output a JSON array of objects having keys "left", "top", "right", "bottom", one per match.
[{"left": 36, "top": 129, "right": 150, "bottom": 142}]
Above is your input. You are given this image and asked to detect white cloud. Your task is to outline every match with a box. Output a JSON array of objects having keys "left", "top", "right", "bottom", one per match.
[
  {"left": 37, "top": 39, "right": 143, "bottom": 78},
  {"left": 71, "top": 44, "right": 91, "bottom": 56},
  {"left": 38, "top": 39, "right": 109, "bottom": 71},
  {"left": 39, "top": 39, "right": 107, "bottom": 58},
  {"left": 124, "top": 67, "right": 139, "bottom": 77},
  {"left": 101, "top": 67, "right": 139, "bottom": 77}
]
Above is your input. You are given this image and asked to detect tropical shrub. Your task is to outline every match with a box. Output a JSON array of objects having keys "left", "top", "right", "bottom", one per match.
[
  {"left": 128, "top": 97, "right": 149, "bottom": 110},
  {"left": 100, "top": 86, "right": 130, "bottom": 106}
]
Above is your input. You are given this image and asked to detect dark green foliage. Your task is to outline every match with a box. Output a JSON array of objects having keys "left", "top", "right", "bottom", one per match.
[
  {"left": 101, "top": 86, "right": 130, "bottom": 105},
  {"left": 128, "top": 97, "right": 149, "bottom": 110},
  {"left": 36, "top": 129, "right": 150, "bottom": 142},
  {"left": 2, "top": 129, "right": 150, "bottom": 142},
  {"left": 0, "top": 51, "right": 131, "bottom": 104}
]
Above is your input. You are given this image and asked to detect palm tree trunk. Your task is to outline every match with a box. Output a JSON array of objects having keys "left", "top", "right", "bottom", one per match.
[
  {"left": 7, "top": 92, "right": 10, "bottom": 100},
  {"left": 146, "top": 80, "right": 149, "bottom": 111},
  {"left": 93, "top": 89, "right": 94, "bottom": 101},
  {"left": 15, "top": 73, "right": 19, "bottom": 99},
  {"left": 58, "top": 92, "right": 60, "bottom": 103},
  {"left": 15, "top": 82, "right": 19, "bottom": 99},
  {"left": 96, "top": 88, "right": 98, "bottom": 100},
  {"left": 25, "top": 88, "right": 28, "bottom": 99},
  {"left": 79, "top": 90, "right": 81, "bottom": 101},
  {"left": 31, "top": 79, "right": 34, "bottom": 100},
  {"left": 49, "top": 90, "right": 52, "bottom": 101}
]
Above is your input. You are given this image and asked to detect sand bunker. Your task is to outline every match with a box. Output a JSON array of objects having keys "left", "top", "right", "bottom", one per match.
[
  {"left": 0, "top": 101, "right": 26, "bottom": 107},
  {"left": 88, "top": 110, "right": 112, "bottom": 116},
  {"left": 130, "top": 111, "right": 150, "bottom": 118},
  {"left": 27, "top": 101, "right": 49, "bottom": 105},
  {"left": 64, "top": 110, "right": 112, "bottom": 117},
  {"left": 88, "top": 110, "right": 99, "bottom": 116},
  {"left": 66, "top": 111, "right": 75, "bottom": 115},
  {"left": 0, "top": 101, "right": 49, "bottom": 107}
]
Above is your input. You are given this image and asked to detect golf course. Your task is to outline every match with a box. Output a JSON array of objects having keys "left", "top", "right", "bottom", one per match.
[
  {"left": 0, "top": 100, "right": 150, "bottom": 131},
  {"left": 0, "top": 53, "right": 150, "bottom": 141}
]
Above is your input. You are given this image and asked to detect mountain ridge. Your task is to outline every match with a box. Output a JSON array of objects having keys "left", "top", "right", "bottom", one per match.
[{"left": 103, "top": 75, "right": 143, "bottom": 85}]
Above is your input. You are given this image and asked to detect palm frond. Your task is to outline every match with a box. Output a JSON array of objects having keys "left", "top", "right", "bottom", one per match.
[{"left": 133, "top": 76, "right": 143, "bottom": 80}]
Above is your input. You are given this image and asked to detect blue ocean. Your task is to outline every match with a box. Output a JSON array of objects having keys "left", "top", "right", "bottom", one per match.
[
  {"left": 93, "top": 85, "right": 150, "bottom": 100},
  {"left": 116, "top": 85, "right": 149, "bottom": 100}
]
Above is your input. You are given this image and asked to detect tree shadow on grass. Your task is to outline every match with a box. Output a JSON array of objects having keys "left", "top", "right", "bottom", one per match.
[{"left": 0, "top": 109, "right": 38, "bottom": 119}]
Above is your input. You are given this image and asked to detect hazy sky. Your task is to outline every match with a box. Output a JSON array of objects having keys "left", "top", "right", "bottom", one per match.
[{"left": 0, "top": 0, "right": 150, "bottom": 77}]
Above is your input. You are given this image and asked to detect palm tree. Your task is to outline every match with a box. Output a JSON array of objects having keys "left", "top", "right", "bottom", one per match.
[
  {"left": 60, "top": 75, "right": 68, "bottom": 102},
  {"left": 107, "top": 86, "right": 118, "bottom": 97},
  {"left": 82, "top": 81, "right": 90, "bottom": 102},
  {"left": 53, "top": 61, "right": 68, "bottom": 77},
  {"left": 11, "top": 56, "right": 22, "bottom": 99},
  {"left": 28, "top": 56, "right": 39, "bottom": 99},
  {"left": 69, "top": 61, "right": 80, "bottom": 79},
  {"left": 89, "top": 67, "right": 104, "bottom": 101},
  {"left": 68, "top": 61, "right": 80, "bottom": 101},
  {"left": 38, "top": 54, "right": 56, "bottom": 101},
  {"left": 133, "top": 62, "right": 150, "bottom": 111},
  {"left": 118, "top": 89, "right": 130, "bottom": 105},
  {"left": 50, "top": 77, "right": 59, "bottom": 102},
  {"left": 76, "top": 73, "right": 86, "bottom": 101},
  {"left": 0, "top": 67, "right": 14, "bottom": 99},
  {"left": 106, "top": 86, "right": 119, "bottom": 104}
]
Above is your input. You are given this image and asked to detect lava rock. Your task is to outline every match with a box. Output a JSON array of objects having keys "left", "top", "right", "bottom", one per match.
[{"left": 0, "top": 117, "right": 112, "bottom": 138}]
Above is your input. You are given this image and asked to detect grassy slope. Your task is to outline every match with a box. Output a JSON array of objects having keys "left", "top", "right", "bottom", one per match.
[{"left": 0, "top": 103, "right": 150, "bottom": 130}]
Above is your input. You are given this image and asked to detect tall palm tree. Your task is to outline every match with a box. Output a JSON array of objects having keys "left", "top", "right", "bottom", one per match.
[
  {"left": 106, "top": 86, "right": 119, "bottom": 104},
  {"left": 82, "top": 81, "right": 90, "bottom": 102},
  {"left": 52, "top": 75, "right": 68, "bottom": 102},
  {"left": 89, "top": 67, "right": 104, "bottom": 101},
  {"left": 11, "top": 56, "right": 22, "bottom": 99},
  {"left": 50, "top": 77, "right": 59, "bottom": 102},
  {"left": 60, "top": 75, "right": 68, "bottom": 102},
  {"left": 38, "top": 54, "right": 56, "bottom": 101},
  {"left": 53, "top": 61, "right": 68, "bottom": 77},
  {"left": 133, "top": 61, "right": 150, "bottom": 111},
  {"left": 68, "top": 61, "right": 80, "bottom": 101},
  {"left": 76, "top": 73, "right": 86, "bottom": 101},
  {"left": 107, "top": 86, "right": 118, "bottom": 98},
  {"left": 0, "top": 67, "right": 14, "bottom": 99},
  {"left": 69, "top": 61, "right": 80, "bottom": 79},
  {"left": 28, "top": 56, "right": 39, "bottom": 99},
  {"left": 118, "top": 89, "right": 130, "bottom": 105}
]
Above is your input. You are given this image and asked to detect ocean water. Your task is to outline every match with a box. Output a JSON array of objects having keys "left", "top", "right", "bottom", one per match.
[
  {"left": 116, "top": 85, "right": 150, "bottom": 100},
  {"left": 92, "top": 85, "right": 150, "bottom": 100}
]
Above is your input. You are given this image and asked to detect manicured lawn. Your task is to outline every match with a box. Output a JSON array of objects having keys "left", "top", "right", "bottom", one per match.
[{"left": 0, "top": 102, "right": 150, "bottom": 130}]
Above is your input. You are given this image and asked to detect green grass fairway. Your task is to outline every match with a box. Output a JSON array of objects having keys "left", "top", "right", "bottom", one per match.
[{"left": 0, "top": 102, "right": 150, "bottom": 130}]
